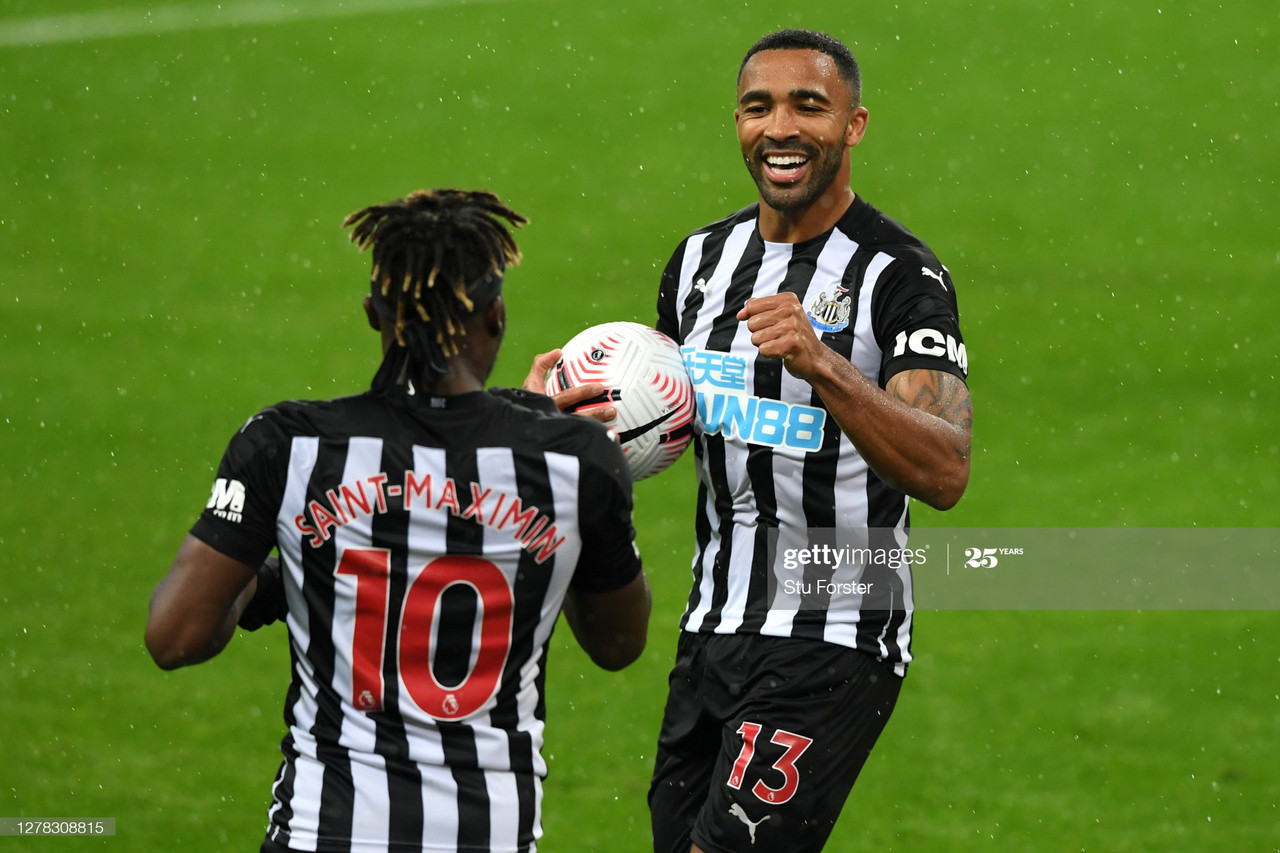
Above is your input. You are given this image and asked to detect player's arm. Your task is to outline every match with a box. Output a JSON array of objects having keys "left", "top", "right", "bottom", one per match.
[
  {"left": 739, "top": 293, "right": 972, "bottom": 510},
  {"left": 145, "top": 535, "right": 258, "bottom": 670},
  {"left": 563, "top": 437, "right": 652, "bottom": 670},
  {"left": 563, "top": 571, "right": 651, "bottom": 671}
]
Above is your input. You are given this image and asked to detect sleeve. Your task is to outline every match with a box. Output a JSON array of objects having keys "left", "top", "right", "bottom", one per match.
[
  {"left": 490, "top": 386, "right": 560, "bottom": 413},
  {"left": 188, "top": 408, "right": 289, "bottom": 568},
  {"left": 569, "top": 428, "right": 643, "bottom": 593},
  {"left": 654, "top": 241, "right": 686, "bottom": 341},
  {"left": 872, "top": 256, "right": 969, "bottom": 387}
]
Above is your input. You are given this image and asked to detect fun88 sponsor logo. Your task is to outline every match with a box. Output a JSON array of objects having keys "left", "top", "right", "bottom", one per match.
[{"left": 681, "top": 346, "right": 826, "bottom": 452}]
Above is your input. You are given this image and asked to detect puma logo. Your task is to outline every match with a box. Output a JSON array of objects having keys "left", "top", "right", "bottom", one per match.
[
  {"left": 728, "top": 803, "right": 771, "bottom": 844},
  {"left": 921, "top": 266, "right": 948, "bottom": 291}
]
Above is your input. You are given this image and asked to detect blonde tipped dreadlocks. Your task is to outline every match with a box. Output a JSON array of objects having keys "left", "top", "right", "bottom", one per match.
[{"left": 344, "top": 189, "right": 526, "bottom": 390}]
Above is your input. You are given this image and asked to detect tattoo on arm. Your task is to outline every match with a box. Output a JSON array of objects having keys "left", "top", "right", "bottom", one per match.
[{"left": 887, "top": 369, "right": 974, "bottom": 433}]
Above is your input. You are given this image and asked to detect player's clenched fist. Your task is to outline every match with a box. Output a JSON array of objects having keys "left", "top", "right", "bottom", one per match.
[{"left": 737, "top": 293, "right": 827, "bottom": 379}]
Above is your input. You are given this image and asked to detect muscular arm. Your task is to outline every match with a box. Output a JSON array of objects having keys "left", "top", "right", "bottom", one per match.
[
  {"left": 145, "top": 535, "right": 259, "bottom": 670},
  {"left": 740, "top": 293, "right": 972, "bottom": 510},
  {"left": 563, "top": 571, "right": 651, "bottom": 671},
  {"left": 815, "top": 357, "right": 971, "bottom": 509}
]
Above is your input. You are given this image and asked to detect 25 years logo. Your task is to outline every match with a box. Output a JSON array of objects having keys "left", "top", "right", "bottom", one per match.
[{"left": 962, "top": 547, "right": 1024, "bottom": 569}]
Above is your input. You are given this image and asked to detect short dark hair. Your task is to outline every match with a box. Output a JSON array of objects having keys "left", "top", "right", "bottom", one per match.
[
  {"left": 739, "top": 29, "right": 862, "bottom": 106},
  {"left": 344, "top": 189, "right": 526, "bottom": 390}
]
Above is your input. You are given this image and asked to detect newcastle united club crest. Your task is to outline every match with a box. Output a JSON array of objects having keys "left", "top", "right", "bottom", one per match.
[{"left": 806, "top": 282, "right": 852, "bottom": 333}]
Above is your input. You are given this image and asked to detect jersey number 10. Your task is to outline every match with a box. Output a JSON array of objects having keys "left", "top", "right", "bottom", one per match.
[{"left": 336, "top": 548, "right": 514, "bottom": 721}]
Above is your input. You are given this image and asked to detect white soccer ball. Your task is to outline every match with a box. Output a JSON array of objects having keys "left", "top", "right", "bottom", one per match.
[{"left": 545, "top": 322, "right": 696, "bottom": 481}]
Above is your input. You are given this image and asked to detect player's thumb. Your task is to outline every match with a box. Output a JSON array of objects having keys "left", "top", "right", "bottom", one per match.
[{"left": 522, "top": 349, "right": 562, "bottom": 393}]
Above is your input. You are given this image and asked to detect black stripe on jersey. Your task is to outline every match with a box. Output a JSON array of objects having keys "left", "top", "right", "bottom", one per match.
[
  {"left": 679, "top": 447, "right": 713, "bottom": 630},
  {"left": 691, "top": 433, "right": 734, "bottom": 633},
  {"left": 675, "top": 217, "right": 733, "bottom": 343},
  {"left": 438, "top": 721, "right": 490, "bottom": 850},
  {"left": 675, "top": 245, "right": 708, "bottom": 343},
  {"left": 368, "top": 439, "right": 425, "bottom": 849},
  {"left": 851, "top": 244, "right": 914, "bottom": 654},
  {"left": 518, "top": 647, "right": 550, "bottom": 851},
  {"left": 270, "top": 563, "right": 305, "bottom": 840},
  {"left": 493, "top": 449, "right": 555, "bottom": 850},
  {"left": 488, "top": 451, "right": 552, "bottom": 747},
  {"left": 739, "top": 247, "right": 819, "bottom": 634},
  {"left": 269, "top": 735, "right": 300, "bottom": 845},
  {"left": 861, "top": 479, "right": 911, "bottom": 654},
  {"left": 435, "top": 446, "right": 493, "bottom": 851},
  {"left": 791, "top": 246, "right": 876, "bottom": 640},
  {"left": 304, "top": 440, "right": 357, "bottom": 845},
  {"left": 711, "top": 231, "right": 763, "bottom": 349},
  {"left": 692, "top": 231, "right": 767, "bottom": 632}
]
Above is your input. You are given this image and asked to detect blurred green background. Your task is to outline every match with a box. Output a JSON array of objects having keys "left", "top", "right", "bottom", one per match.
[{"left": 1, "top": 0, "right": 1277, "bottom": 850}]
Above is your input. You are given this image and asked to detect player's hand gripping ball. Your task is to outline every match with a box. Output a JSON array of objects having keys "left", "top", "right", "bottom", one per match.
[{"left": 545, "top": 322, "right": 696, "bottom": 481}]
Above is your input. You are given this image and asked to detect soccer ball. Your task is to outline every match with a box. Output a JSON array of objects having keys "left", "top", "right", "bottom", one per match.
[{"left": 545, "top": 322, "right": 696, "bottom": 481}]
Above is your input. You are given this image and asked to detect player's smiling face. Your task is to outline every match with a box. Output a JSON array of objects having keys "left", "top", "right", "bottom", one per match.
[{"left": 735, "top": 49, "right": 866, "bottom": 215}]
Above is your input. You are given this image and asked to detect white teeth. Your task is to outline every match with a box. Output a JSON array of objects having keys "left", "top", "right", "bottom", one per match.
[{"left": 766, "top": 155, "right": 806, "bottom": 168}]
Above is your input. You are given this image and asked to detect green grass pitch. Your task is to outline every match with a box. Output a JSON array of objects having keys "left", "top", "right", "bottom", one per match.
[{"left": 2, "top": 1, "right": 1277, "bottom": 850}]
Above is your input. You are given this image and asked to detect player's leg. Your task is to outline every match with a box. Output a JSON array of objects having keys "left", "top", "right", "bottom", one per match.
[
  {"left": 649, "top": 632, "right": 720, "bottom": 853},
  {"left": 687, "top": 636, "right": 902, "bottom": 853}
]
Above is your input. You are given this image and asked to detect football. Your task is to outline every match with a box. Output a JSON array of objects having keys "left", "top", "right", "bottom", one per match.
[{"left": 545, "top": 322, "right": 696, "bottom": 481}]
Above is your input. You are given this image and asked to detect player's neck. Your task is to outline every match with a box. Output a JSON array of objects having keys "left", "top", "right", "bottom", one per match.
[
  {"left": 419, "top": 357, "right": 493, "bottom": 397},
  {"left": 758, "top": 185, "right": 855, "bottom": 244}
]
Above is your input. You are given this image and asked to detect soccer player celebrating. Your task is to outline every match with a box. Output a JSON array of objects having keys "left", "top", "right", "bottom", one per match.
[
  {"left": 647, "top": 30, "right": 973, "bottom": 852},
  {"left": 145, "top": 189, "right": 651, "bottom": 853}
]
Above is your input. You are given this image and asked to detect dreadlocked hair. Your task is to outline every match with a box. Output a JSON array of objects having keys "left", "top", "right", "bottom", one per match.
[{"left": 344, "top": 189, "right": 526, "bottom": 391}]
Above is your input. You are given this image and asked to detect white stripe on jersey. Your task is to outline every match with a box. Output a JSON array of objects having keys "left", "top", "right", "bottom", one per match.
[
  {"left": 673, "top": 231, "right": 709, "bottom": 311},
  {"left": 331, "top": 438, "right": 392, "bottom": 848},
  {"left": 891, "top": 513, "right": 915, "bottom": 673},
  {"left": 681, "top": 220, "right": 756, "bottom": 345},
  {"left": 333, "top": 437, "right": 390, "bottom": 753},
  {"left": 349, "top": 753, "right": 392, "bottom": 849},
  {"left": 526, "top": 451, "right": 582, "bottom": 657},
  {"left": 268, "top": 435, "right": 319, "bottom": 842},
  {"left": 484, "top": 770, "right": 521, "bottom": 851},
  {"left": 848, "top": 251, "right": 895, "bottom": 382},
  {"left": 277, "top": 435, "right": 318, "bottom": 659}
]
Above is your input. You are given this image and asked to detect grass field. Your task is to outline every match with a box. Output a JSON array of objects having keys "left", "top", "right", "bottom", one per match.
[{"left": 2, "top": 0, "right": 1278, "bottom": 850}]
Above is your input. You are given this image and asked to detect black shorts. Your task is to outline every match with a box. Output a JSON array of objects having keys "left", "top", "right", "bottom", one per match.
[{"left": 648, "top": 631, "right": 902, "bottom": 853}]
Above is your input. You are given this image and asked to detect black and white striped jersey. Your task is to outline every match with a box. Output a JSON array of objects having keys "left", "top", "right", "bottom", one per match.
[
  {"left": 655, "top": 196, "right": 967, "bottom": 670},
  {"left": 190, "top": 386, "right": 641, "bottom": 852}
]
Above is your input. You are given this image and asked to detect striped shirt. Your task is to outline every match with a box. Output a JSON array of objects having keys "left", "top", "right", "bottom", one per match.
[
  {"left": 191, "top": 386, "right": 641, "bottom": 852},
  {"left": 655, "top": 196, "right": 967, "bottom": 669}
]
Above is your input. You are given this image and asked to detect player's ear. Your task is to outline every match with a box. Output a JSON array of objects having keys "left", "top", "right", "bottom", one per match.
[
  {"left": 363, "top": 296, "right": 380, "bottom": 331},
  {"left": 485, "top": 297, "right": 506, "bottom": 340},
  {"left": 846, "top": 106, "right": 869, "bottom": 147}
]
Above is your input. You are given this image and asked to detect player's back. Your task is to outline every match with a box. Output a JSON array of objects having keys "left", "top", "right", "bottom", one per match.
[{"left": 238, "top": 386, "right": 634, "bottom": 852}]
